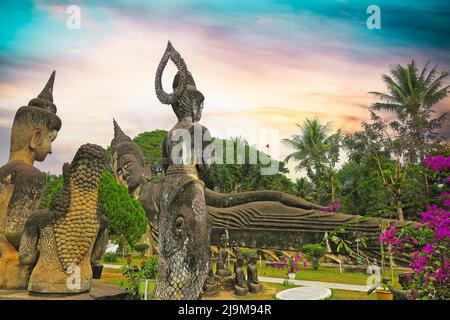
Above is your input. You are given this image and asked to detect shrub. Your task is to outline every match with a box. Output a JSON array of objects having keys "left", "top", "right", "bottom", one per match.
[
  {"left": 240, "top": 247, "right": 257, "bottom": 263},
  {"left": 133, "top": 243, "right": 150, "bottom": 256},
  {"left": 301, "top": 244, "right": 327, "bottom": 270},
  {"left": 141, "top": 255, "right": 159, "bottom": 280},
  {"left": 121, "top": 256, "right": 159, "bottom": 300},
  {"left": 103, "top": 252, "right": 118, "bottom": 263}
]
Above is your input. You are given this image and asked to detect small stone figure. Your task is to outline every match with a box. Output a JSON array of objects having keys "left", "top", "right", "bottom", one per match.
[
  {"left": 233, "top": 243, "right": 244, "bottom": 266},
  {"left": 247, "top": 254, "right": 263, "bottom": 293},
  {"left": 234, "top": 256, "right": 248, "bottom": 296},
  {"left": 216, "top": 235, "right": 232, "bottom": 277},
  {"left": 202, "top": 259, "right": 218, "bottom": 297},
  {"left": 20, "top": 144, "right": 108, "bottom": 294},
  {"left": 0, "top": 71, "right": 62, "bottom": 289}
]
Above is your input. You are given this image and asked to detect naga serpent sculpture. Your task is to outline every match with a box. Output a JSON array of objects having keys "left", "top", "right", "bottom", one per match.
[
  {"left": 153, "top": 41, "right": 211, "bottom": 300},
  {"left": 20, "top": 143, "right": 108, "bottom": 293}
]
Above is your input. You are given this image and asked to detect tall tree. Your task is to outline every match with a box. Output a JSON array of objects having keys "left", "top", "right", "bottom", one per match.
[
  {"left": 283, "top": 118, "right": 342, "bottom": 203},
  {"left": 99, "top": 171, "right": 148, "bottom": 257},
  {"left": 202, "top": 137, "right": 297, "bottom": 195},
  {"left": 369, "top": 60, "right": 449, "bottom": 193},
  {"left": 133, "top": 130, "right": 168, "bottom": 178}
]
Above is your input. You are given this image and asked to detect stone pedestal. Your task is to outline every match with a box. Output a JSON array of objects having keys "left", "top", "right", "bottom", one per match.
[
  {"left": 0, "top": 283, "right": 130, "bottom": 300},
  {"left": 248, "top": 282, "right": 263, "bottom": 293},
  {"left": 234, "top": 285, "right": 248, "bottom": 296},
  {"left": 215, "top": 274, "right": 234, "bottom": 292}
]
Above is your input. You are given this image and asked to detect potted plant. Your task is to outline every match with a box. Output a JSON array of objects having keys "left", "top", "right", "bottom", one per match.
[
  {"left": 377, "top": 225, "right": 397, "bottom": 300},
  {"left": 91, "top": 252, "right": 109, "bottom": 280},
  {"left": 274, "top": 254, "right": 308, "bottom": 285},
  {"left": 92, "top": 264, "right": 104, "bottom": 280},
  {"left": 375, "top": 281, "right": 394, "bottom": 300}
]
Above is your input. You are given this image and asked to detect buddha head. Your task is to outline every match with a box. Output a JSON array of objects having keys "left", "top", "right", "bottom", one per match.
[
  {"left": 111, "top": 119, "right": 147, "bottom": 193},
  {"left": 155, "top": 41, "right": 204, "bottom": 123},
  {"left": 9, "top": 71, "right": 62, "bottom": 164}
]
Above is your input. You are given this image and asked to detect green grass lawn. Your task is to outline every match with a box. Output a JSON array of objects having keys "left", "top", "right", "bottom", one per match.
[
  {"left": 247, "top": 262, "right": 403, "bottom": 287},
  {"left": 98, "top": 263, "right": 389, "bottom": 300},
  {"left": 102, "top": 256, "right": 148, "bottom": 266},
  {"left": 328, "top": 289, "right": 377, "bottom": 300},
  {"left": 103, "top": 256, "right": 405, "bottom": 288}
]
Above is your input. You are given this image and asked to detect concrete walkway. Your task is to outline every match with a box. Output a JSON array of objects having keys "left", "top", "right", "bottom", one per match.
[
  {"left": 104, "top": 264, "right": 122, "bottom": 269},
  {"left": 259, "top": 276, "right": 368, "bottom": 292},
  {"left": 103, "top": 264, "right": 368, "bottom": 292}
]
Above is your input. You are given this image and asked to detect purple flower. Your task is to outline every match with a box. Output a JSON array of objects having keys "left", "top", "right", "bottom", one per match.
[
  {"left": 380, "top": 226, "right": 398, "bottom": 245},
  {"left": 422, "top": 244, "right": 435, "bottom": 255},
  {"left": 422, "top": 155, "right": 450, "bottom": 171}
]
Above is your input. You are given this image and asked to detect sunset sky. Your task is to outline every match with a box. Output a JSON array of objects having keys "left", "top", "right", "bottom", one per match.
[{"left": 1, "top": 0, "right": 449, "bottom": 179}]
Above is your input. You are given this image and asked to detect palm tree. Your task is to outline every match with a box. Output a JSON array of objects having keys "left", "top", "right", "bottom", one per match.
[
  {"left": 283, "top": 118, "right": 341, "bottom": 203},
  {"left": 369, "top": 60, "right": 449, "bottom": 194},
  {"left": 369, "top": 60, "right": 449, "bottom": 155}
]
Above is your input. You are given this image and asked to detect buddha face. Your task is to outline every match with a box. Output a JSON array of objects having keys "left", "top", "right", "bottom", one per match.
[
  {"left": 117, "top": 153, "right": 143, "bottom": 192},
  {"left": 34, "top": 129, "right": 58, "bottom": 162}
]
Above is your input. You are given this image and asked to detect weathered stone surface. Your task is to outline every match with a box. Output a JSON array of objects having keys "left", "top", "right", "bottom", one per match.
[
  {"left": 202, "top": 259, "right": 219, "bottom": 297},
  {"left": 21, "top": 143, "right": 108, "bottom": 294},
  {"left": 0, "top": 71, "right": 61, "bottom": 290},
  {"left": 153, "top": 42, "right": 211, "bottom": 300},
  {"left": 247, "top": 255, "right": 262, "bottom": 293},
  {"left": 215, "top": 274, "right": 235, "bottom": 292},
  {"left": 234, "top": 254, "right": 248, "bottom": 296}
]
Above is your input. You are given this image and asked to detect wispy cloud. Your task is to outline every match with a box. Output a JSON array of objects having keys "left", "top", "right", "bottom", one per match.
[{"left": 0, "top": 1, "right": 449, "bottom": 175}]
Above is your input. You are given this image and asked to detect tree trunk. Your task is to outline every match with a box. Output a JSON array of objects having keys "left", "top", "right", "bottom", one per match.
[
  {"left": 331, "top": 174, "right": 336, "bottom": 203},
  {"left": 397, "top": 206, "right": 404, "bottom": 221},
  {"left": 423, "top": 172, "right": 430, "bottom": 197}
]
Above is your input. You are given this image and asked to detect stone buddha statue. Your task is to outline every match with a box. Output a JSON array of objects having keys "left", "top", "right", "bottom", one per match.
[
  {"left": 234, "top": 255, "right": 248, "bottom": 296},
  {"left": 111, "top": 119, "right": 158, "bottom": 255},
  {"left": 202, "top": 258, "right": 219, "bottom": 296},
  {"left": 0, "top": 71, "right": 62, "bottom": 289},
  {"left": 232, "top": 242, "right": 244, "bottom": 264},
  {"left": 247, "top": 254, "right": 262, "bottom": 293},
  {"left": 215, "top": 234, "right": 232, "bottom": 277},
  {"left": 20, "top": 144, "right": 108, "bottom": 294}
]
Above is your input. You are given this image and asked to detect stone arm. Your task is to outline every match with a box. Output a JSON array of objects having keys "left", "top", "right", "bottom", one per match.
[
  {"left": 204, "top": 188, "right": 324, "bottom": 210},
  {"left": 91, "top": 209, "right": 109, "bottom": 265},
  {"left": 5, "top": 167, "right": 44, "bottom": 250},
  {"left": 19, "top": 208, "right": 51, "bottom": 269}
]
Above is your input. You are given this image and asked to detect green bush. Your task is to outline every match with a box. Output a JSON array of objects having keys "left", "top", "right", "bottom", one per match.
[
  {"left": 103, "top": 252, "right": 119, "bottom": 263},
  {"left": 240, "top": 247, "right": 257, "bottom": 263},
  {"left": 133, "top": 243, "right": 150, "bottom": 256},
  {"left": 301, "top": 244, "right": 327, "bottom": 270},
  {"left": 141, "top": 255, "right": 159, "bottom": 280}
]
